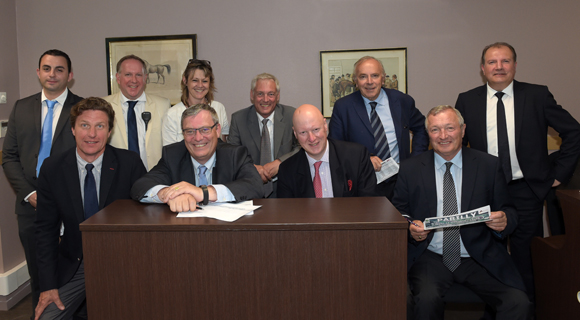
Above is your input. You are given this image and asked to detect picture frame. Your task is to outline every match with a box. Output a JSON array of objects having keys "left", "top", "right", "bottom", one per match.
[
  {"left": 320, "top": 47, "right": 407, "bottom": 118},
  {"left": 106, "top": 34, "right": 197, "bottom": 105}
]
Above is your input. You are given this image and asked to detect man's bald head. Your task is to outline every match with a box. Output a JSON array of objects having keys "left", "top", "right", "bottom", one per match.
[{"left": 293, "top": 104, "right": 329, "bottom": 160}]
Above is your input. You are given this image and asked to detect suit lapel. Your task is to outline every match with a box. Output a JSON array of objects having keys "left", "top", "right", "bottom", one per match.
[
  {"left": 385, "top": 89, "right": 403, "bottom": 143},
  {"left": 352, "top": 91, "right": 373, "bottom": 135},
  {"left": 295, "top": 150, "right": 315, "bottom": 197},
  {"left": 460, "top": 149, "right": 477, "bottom": 212},
  {"left": 111, "top": 93, "right": 128, "bottom": 148},
  {"left": 99, "top": 146, "right": 116, "bottom": 209},
  {"left": 512, "top": 80, "right": 526, "bottom": 146},
  {"left": 144, "top": 93, "right": 153, "bottom": 154},
  {"left": 273, "top": 105, "right": 284, "bottom": 158},
  {"left": 421, "top": 151, "right": 438, "bottom": 218},
  {"left": 246, "top": 108, "right": 262, "bottom": 154},
  {"left": 33, "top": 94, "right": 42, "bottom": 139},
  {"left": 180, "top": 151, "right": 197, "bottom": 185},
  {"left": 474, "top": 86, "right": 489, "bottom": 150},
  {"left": 63, "top": 150, "right": 85, "bottom": 222},
  {"left": 328, "top": 141, "right": 345, "bottom": 197},
  {"left": 53, "top": 90, "right": 73, "bottom": 143}
]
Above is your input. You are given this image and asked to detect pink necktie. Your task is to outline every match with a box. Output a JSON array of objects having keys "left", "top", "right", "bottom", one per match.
[{"left": 313, "top": 161, "right": 323, "bottom": 198}]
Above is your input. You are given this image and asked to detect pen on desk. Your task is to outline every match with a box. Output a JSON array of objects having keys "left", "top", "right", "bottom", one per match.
[{"left": 196, "top": 206, "right": 203, "bottom": 210}]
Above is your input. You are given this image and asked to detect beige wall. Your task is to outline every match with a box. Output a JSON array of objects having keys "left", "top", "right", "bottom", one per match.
[
  {"left": 0, "top": 0, "right": 23, "bottom": 274},
  {"left": 1, "top": 0, "right": 580, "bottom": 271}
]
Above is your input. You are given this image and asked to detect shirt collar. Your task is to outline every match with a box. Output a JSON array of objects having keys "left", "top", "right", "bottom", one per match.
[
  {"left": 191, "top": 151, "right": 217, "bottom": 172},
  {"left": 486, "top": 81, "right": 514, "bottom": 99},
  {"left": 434, "top": 149, "right": 463, "bottom": 171},
  {"left": 361, "top": 88, "right": 387, "bottom": 107},
  {"left": 256, "top": 108, "right": 276, "bottom": 123},
  {"left": 121, "top": 91, "right": 147, "bottom": 104},
  {"left": 41, "top": 88, "right": 69, "bottom": 106},
  {"left": 76, "top": 148, "right": 105, "bottom": 170},
  {"left": 306, "top": 141, "right": 330, "bottom": 167}
]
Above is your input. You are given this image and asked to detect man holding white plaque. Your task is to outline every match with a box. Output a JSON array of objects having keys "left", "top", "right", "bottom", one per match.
[{"left": 392, "top": 105, "right": 531, "bottom": 320}]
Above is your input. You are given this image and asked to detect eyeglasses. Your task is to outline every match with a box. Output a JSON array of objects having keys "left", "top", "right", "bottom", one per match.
[
  {"left": 187, "top": 59, "right": 211, "bottom": 66},
  {"left": 182, "top": 122, "right": 218, "bottom": 137}
]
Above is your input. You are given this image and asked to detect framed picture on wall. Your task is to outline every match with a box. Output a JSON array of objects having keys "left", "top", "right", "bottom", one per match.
[
  {"left": 320, "top": 47, "right": 407, "bottom": 118},
  {"left": 106, "top": 34, "right": 197, "bottom": 105}
]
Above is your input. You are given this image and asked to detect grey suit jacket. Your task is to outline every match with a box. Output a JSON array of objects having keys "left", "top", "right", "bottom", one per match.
[
  {"left": 131, "top": 141, "right": 264, "bottom": 201},
  {"left": 2, "top": 90, "right": 83, "bottom": 215},
  {"left": 228, "top": 104, "right": 300, "bottom": 165}
]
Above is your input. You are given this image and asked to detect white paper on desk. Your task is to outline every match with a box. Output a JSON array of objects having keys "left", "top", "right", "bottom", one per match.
[
  {"left": 176, "top": 200, "right": 262, "bottom": 222},
  {"left": 375, "top": 157, "right": 399, "bottom": 184}
]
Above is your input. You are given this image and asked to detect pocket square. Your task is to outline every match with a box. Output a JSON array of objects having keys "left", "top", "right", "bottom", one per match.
[{"left": 348, "top": 179, "right": 353, "bottom": 191}]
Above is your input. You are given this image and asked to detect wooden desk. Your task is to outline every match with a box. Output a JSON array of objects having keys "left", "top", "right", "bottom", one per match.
[
  {"left": 81, "top": 197, "right": 407, "bottom": 319},
  {"left": 532, "top": 190, "right": 580, "bottom": 319}
]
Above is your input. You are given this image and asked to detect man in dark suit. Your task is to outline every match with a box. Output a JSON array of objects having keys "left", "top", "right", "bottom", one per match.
[
  {"left": 329, "top": 56, "right": 428, "bottom": 199},
  {"left": 455, "top": 42, "right": 580, "bottom": 299},
  {"left": 228, "top": 73, "right": 300, "bottom": 197},
  {"left": 34, "top": 97, "right": 146, "bottom": 319},
  {"left": 2, "top": 49, "right": 83, "bottom": 316},
  {"left": 131, "top": 103, "right": 264, "bottom": 210},
  {"left": 393, "top": 105, "right": 531, "bottom": 320},
  {"left": 278, "top": 104, "right": 377, "bottom": 198}
]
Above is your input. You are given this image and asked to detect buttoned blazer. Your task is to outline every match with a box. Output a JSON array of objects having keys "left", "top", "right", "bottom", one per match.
[
  {"left": 131, "top": 140, "right": 264, "bottom": 201},
  {"left": 2, "top": 91, "right": 83, "bottom": 214},
  {"left": 228, "top": 104, "right": 300, "bottom": 165},
  {"left": 328, "top": 88, "right": 428, "bottom": 161},
  {"left": 277, "top": 138, "right": 378, "bottom": 198},
  {"left": 455, "top": 80, "right": 580, "bottom": 200},
  {"left": 392, "top": 148, "right": 525, "bottom": 291},
  {"left": 35, "top": 145, "right": 146, "bottom": 291},
  {"left": 104, "top": 92, "right": 170, "bottom": 170}
]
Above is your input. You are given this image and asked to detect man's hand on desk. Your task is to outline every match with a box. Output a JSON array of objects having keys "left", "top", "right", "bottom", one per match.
[
  {"left": 166, "top": 194, "right": 198, "bottom": 213},
  {"left": 158, "top": 182, "right": 203, "bottom": 203},
  {"left": 370, "top": 156, "right": 382, "bottom": 172},
  {"left": 35, "top": 289, "right": 64, "bottom": 320}
]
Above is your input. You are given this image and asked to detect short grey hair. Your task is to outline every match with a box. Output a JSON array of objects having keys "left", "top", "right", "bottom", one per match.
[
  {"left": 251, "top": 73, "right": 280, "bottom": 92},
  {"left": 181, "top": 103, "right": 219, "bottom": 130},
  {"left": 353, "top": 56, "right": 386, "bottom": 79},
  {"left": 425, "top": 105, "right": 465, "bottom": 130}
]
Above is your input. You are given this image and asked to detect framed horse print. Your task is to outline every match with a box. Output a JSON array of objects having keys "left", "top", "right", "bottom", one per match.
[
  {"left": 106, "top": 34, "right": 197, "bottom": 105},
  {"left": 320, "top": 47, "right": 407, "bottom": 118}
]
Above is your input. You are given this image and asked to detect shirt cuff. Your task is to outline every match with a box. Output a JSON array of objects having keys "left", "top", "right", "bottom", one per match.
[
  {"left": 212, "top": 184, "right": 235, "bottom": 202},
  {"left": 24, "top": 191, "right": 36, "bottom": 202},
  {"left": 140, "top": 185, "right": 168, "bottom": 203}
]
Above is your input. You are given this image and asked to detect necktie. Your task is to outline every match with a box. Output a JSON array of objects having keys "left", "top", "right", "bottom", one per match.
[
  {"left": 127, "top": 100, "right": 140, "bottom": 154},
  {"left": 260, "top": 118, "right": 272, "bottom": 165},
  {"left": 198, "top": 165, "right": 208, "bottom": 186},
  {"left": 495, "top": 92, "right": 512, "bottom": 182},
  {"left": 37, "top": 100, "right": 57, "bottom": 176},
  {"left": 369, "top": 102, "right": 391, "bottom": 160},
  {"left": 442, "top": 162, "right": 461, "bottom": 272},
  {"left": 313, "top": 161, "right": 323, "bottom": 198},
  {"left": 84, "top": 164, "right": 99, "bottom": 220}
]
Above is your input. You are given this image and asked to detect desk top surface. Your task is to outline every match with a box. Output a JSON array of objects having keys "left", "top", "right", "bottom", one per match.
[{"left": 80, "top": 197, "right": 406, "bottom": 232}]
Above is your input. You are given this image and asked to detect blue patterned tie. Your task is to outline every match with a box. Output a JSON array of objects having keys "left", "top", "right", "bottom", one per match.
[
  {"left": 442, "top": 162, "right": 461, "bottom": 272},
  {"left": 127, "top": 101, "right": 140, "bottom": 154},
  {"left": 198, "top": 165, "right": 208, "bottom": 186},
  {"left": 84, "top": 164, "right": 99, "bottom": 220},
  {"left": 36, "top": 100, "right": 57, "bottom": 176},
  {"left": 369, "top": 101, "right": 391, "bottom": 160}
]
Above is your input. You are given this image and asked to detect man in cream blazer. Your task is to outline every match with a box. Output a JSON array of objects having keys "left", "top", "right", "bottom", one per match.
[{"left": 104, "top": 54, "right": 170, "bottom": 170}]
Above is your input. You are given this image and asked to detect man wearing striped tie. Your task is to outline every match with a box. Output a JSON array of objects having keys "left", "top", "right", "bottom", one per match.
[
  {"left": 2, "top": 49, "right": 83, "bottom": 318},
  {"left": 392, "top": 105, "right": 531, "bottom": 320}
]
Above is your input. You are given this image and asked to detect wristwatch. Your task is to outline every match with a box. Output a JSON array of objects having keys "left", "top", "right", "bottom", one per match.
[{"left": 200, "top": 185, "right": 209, "bottom": 205}]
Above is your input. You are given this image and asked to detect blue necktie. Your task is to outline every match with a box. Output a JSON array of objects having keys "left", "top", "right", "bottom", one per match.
[
  {"left": 369, "top": 101, "right": 391, "bottom": 160},
  {"left": 37, "top": 100, "right": 57, "bottom": 176},
  {"left": 127, "top": 101, "right": 140, "bottom": 154},
  {"left": 84, "top": 164, "right": 99, "bottom": 220},
  {"left": 198, "top": 165, "right": 208, "bottom": 186}
]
